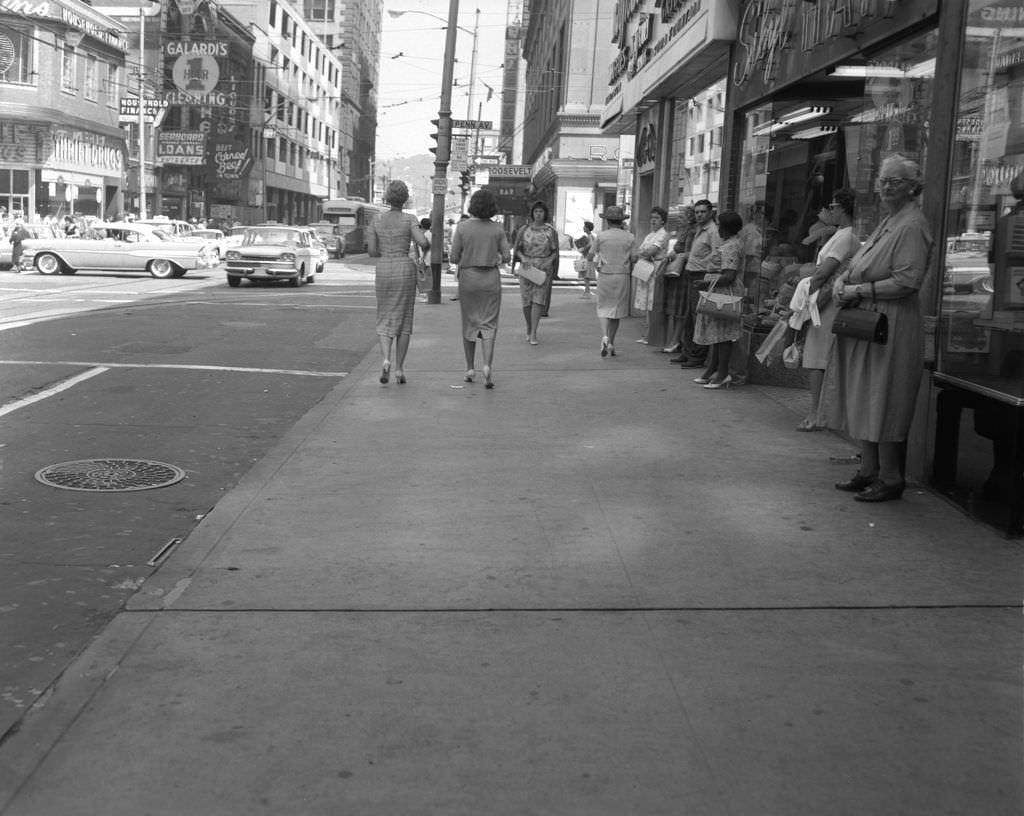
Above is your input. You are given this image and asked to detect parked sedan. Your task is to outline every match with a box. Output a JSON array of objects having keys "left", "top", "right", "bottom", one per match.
[
  {"left": 22, "top": 222, "right": 215, "bottom": 278},
  {"left": 224, "top": 225, "right": 323, "bottom": 287}
]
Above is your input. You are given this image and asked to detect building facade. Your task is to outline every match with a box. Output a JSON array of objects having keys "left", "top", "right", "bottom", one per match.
[
  {"left": 520, "top": 0, "right": 625, "bottom": 242},
  {"left": 0, "top": 0, "right": 129, "bottom": 220},
  {"left": 210, "top": 0, "right": 346, "bottom": 224},
  {"left": 600, "top": 0, "right": 1023, "bottom": 531},
  {"left": 303, "top": 0, "right": 382, "bottom": 202}
]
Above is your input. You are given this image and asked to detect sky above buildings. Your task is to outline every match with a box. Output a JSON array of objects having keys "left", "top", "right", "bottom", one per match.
[{"left": 376, "top": 2, "right": 510, "bottom": 161}]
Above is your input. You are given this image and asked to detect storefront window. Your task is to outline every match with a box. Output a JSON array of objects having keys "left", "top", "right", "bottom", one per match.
[
  {"left": 0, "top": 169, "right": 31, "bottom": 216},
  {"left": 0, "top": 26, "right": 35, "bottom": 85},
  {"left": 736, "top": 30, "right": 936, "bottom": 325},
  {"left": 936, "top": 4, "right": 1024, "bottom": 404}
]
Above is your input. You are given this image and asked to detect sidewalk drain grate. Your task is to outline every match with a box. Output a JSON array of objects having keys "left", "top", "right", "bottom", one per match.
[{"left": 35, "top": 459, "right": 186, "bottom": 492}]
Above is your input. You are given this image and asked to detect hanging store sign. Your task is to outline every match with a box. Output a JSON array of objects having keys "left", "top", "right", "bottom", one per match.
[
  {"left": 487, "top": 164, "right": 533, "bottom": 178},
  {"left": 118, "top": 96, "right": 169, "bottom": 125},
  {"left": 209, "top": 139, "right": 252, "bottom": 180},
  {"left": 731, "top": 0, "right": 935, "bottom": 105},
  {"left": 636, "top": 107, "right": 659, "bottom": 174},
  {"left": 1, "top": 0, "right": 127, "bottom": 49},
  {"left": 0, "top": 120, "right": 49, "bottom": 164},
  {"left": 164, "top": 41, "right": 226, "bottom": 101},
  {"left": 158, "top": 131, "right": 206, "bottom": 165},
  {"left": 46, "top": 130, "right": 123, "bottom": 175}
]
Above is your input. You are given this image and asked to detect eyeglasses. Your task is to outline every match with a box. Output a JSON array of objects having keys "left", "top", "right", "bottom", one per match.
[
  {"left": 878, "top": 177, "right": 910, "bottom": 187},
  {"left": 827, "top": 204, "right": 842, "bottom": 210}
]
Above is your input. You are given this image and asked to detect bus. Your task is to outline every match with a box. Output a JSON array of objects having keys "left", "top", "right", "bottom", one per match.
[{"left": 320, "top": 198, "right": 387, "bottom": 256}]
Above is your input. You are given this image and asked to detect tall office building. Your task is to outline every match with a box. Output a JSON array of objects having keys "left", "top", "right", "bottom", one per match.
[{"left": 303, "top": 0, "right": 382, "bottom": 202}]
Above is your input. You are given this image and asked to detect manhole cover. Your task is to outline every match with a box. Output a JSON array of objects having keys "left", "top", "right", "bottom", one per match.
[{"left": 35, "top": 459, "right": 186, "bottom": 492}]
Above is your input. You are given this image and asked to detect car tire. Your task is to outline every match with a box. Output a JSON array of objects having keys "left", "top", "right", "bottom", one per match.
[
  {"left": 227, "top": 275, "right": 241, "bottom": 288},
  {"left": 149, "top": 258, "right": 176, "bottom": 279},
  {"left": 35, "top": 252, "right": 64, "bottom": 275},
  {"left": 288, "top": 270, "right": 301, "bottom": 288}
]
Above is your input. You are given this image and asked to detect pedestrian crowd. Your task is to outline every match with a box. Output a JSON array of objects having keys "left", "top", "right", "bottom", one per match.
[{"left": 369, "top": 157, "right": 932, "bottom": 504}]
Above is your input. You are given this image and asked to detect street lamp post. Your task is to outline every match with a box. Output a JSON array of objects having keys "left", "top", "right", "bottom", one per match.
[{"left": 388, "top": 4, "right": 464, "bottom": 304}]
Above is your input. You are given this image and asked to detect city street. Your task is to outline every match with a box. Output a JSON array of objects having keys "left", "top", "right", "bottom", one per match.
[
  {"left": 0, "top": 281, "right": 1019, "bottom": 815},
  {"left": 0, "top": 258, "right": 378, "bottom": 739}
]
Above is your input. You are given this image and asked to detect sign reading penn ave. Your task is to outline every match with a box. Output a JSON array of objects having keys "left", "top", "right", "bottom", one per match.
[{"left": 451, "top": 119, "right": 492, "bottom": 130}]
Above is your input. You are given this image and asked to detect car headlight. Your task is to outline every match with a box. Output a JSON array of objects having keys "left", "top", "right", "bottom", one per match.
[
  {"left": 279, "top": 253, "right": 296, "bottom": 262},
  {"left": 226, "top": 250, "right": 241, "bottom": 260}
]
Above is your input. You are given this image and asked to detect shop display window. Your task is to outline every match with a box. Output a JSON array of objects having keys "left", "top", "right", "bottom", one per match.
[
  {"left": 735, "top": 31, "right": 936, "bottom": 332},
  {"left": 936, "top": 7, "right": 1024, "bottom": 405}
]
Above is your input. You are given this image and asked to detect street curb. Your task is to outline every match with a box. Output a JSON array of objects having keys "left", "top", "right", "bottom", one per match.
[
  {"left": 0, "top": 614, "right": 154, "bottom": 808},
  {"left": 0, "top": 331, "right": 384, "bottom": 804},
  {"left": 127, "top": 343, "right": 381, "bottom": 611}
]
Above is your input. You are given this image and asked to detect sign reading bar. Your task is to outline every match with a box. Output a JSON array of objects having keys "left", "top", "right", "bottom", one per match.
[{"left": 451, "top": 119, "right": 492, "bottom": 130}]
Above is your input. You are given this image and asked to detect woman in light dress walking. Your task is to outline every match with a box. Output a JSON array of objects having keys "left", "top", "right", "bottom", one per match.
[
  {"left": 588, "top": 205, "right": 635, "bottom": 358},
  {"left": 366, "top": 180, "right": 429, "bottom": 385}
]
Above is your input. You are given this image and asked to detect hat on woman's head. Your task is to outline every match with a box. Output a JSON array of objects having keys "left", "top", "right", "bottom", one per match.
[
  {"left": 601, "top": 204, "right": 627, "bottom": 222},
  {"left": 384, "top": 179, "right": 410, "bottom": 206}
]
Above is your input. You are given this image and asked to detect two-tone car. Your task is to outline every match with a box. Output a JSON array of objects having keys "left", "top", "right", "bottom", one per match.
[
  {"left": 224, "top": 225, "right": 323, "bottom": 287},
  {"left": 1, "top": 223, "right": 60, "bottom": 269},
  {"left": 23, "top": 221, "right": 215, "bottom": 278}
]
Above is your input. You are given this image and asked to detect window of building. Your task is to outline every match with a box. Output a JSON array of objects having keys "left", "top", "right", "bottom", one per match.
[
  {"left": 61, "top": 44, "right": 76, "bottom": 91},
  {"left": 269, "top": 1, "right": 277, "bottom": 28},
  {"left": 106, "top": 63, "right": 119, "bottom": 107},
  {"left": 305, "top": 0, "right": 334, "bottom": 22},
  {"left": 0, "top": 168, "right": 31, "bottom": 215},
  {"left": 84, "top": 55, "right": 97, "bottom": 100},
  {"left": 0, "top": 26, "right": 35, "bottom": 85}
]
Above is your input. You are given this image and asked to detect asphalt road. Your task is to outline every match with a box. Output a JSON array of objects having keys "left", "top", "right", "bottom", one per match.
[{"left": 0, "top": 258, "right": 378, "bottom": 739}]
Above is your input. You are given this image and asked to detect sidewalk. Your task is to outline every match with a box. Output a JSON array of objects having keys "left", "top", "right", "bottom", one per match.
[{"left": 1, "top": 286, "right": 1020, "bottom": 816}]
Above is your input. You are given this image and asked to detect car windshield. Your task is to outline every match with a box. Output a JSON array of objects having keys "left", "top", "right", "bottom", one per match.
[
  {"left": 194, "top": 230, "right": 221, "bottom": 239},
  {"left": 243, "top": 229, "right": 299, "bottom": 246}
]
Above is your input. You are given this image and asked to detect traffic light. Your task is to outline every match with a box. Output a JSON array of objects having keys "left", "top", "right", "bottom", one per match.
[
  {"left": 429, "top": 119, "right": 440, "bottom": 156},
  {"left": 459, "top": 170, "right": 471, "bottom": 196}
]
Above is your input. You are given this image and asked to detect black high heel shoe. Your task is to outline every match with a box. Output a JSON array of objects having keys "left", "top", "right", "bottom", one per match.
[
  {"left": 379, "top": 361, "right": 390, "bottom": 384},
  {"left": 835, "top": 472, "right": 876, "bottom": 492},
  {"left": 395, "top": 370, "right": 407, "bottom": 385},
  {"left": 854, "top": 479, "right": 905, "bottom": 502},
  {"left": 464, "top": 369, "right": 474, "bottom": 383},
  {"left": 483, "top": 365, "right": 494, "bottom": 389}
]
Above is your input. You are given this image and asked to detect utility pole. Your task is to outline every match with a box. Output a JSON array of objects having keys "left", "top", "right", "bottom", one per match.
[{"left": 427, "top": 0, "right": 460, "bottom": 305}]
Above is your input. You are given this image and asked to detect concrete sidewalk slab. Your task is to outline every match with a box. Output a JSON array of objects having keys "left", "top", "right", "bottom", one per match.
[
  {"left": 1, "top": 290, "right": 1020, "bottom": 815},
  {"left": 2, "top": 609, "right": 1018, "bottom": 816}
]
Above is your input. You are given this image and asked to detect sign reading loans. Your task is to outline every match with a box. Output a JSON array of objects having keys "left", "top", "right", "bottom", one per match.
[{"left": 158, "top": 132, "right": 206, "bottom": 165}]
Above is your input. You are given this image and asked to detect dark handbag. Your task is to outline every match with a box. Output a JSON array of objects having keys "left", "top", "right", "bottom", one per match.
[{"left": 832, "top": 304, "right": 887, "bottom": 344}]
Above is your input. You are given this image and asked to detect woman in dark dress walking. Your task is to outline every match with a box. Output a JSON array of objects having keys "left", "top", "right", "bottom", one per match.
[{"left": 450, "top": 189, "right": 511, "bottom": 388}]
